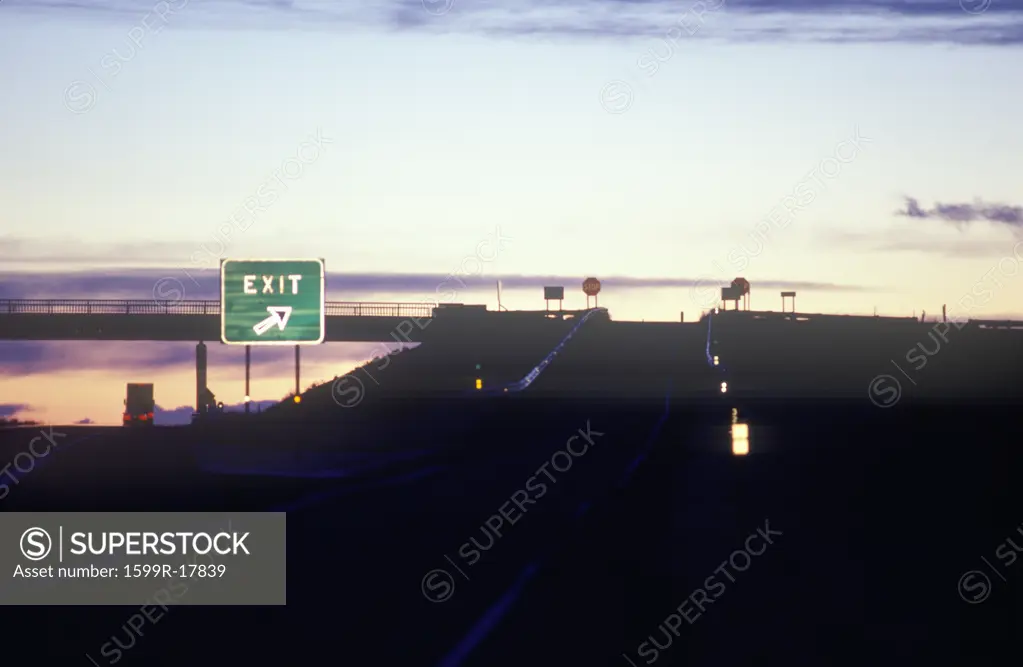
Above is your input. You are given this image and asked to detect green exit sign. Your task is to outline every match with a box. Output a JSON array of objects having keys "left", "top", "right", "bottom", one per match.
[{"left": 220, "top": 258, "right": 325, "bottom": 345}]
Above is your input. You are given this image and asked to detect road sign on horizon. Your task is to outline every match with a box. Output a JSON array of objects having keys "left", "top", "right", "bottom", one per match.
[
  {"left": 583, "top": 277, "right": 601, "bottom": 296},
  {"left": 221, "top": 259, "right": 325, "bottom": 345},
  {"left": 544, "top": 286, "right": 564, "bottom": 300}
]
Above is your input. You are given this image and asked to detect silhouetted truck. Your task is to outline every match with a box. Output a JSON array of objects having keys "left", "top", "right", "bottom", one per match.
[
  {"left": 123, "top": 383, "right": 155, "bottom": 426},
  {"left": 191, "top": 388, "right": 225, "bottom": 424}
]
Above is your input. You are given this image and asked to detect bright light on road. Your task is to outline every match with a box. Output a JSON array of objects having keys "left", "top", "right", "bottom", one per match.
[{"left": 732, "top": 423, "right": 749, "bottom": 455}]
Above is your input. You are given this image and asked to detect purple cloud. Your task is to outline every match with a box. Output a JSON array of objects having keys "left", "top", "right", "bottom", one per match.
[
  {"left": 896, "top": 197, "right": 1023, "bottom": 228},
  {"left": 2, "top": 0, "right": 1023, "bottom": 45},
  {"left": 154, "top": 400, "right": 279, "bottom": 426},
  {"left": 0, "top": 404, "right": 32, "bottom": 419},
  {"left": 0, "top": 268, "right": 875, "bottom": 302}
]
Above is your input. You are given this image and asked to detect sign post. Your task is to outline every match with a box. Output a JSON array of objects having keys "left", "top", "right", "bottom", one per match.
[
  {"left": 543, "top": 286, "right": 564, "bottom": 313},
  {"left": 781, "top": 291, "right": 796, "bottom": 314},
  {"left": 221, "top": 259, "right": 326, "bottom": 346}
]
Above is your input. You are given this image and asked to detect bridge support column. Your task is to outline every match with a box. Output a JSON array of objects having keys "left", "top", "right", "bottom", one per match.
[
  {"left": 295, "top": 345, "right": 301, "bottom": 397},
  {"left": 196, "top": 342, "right": 207, "bottom": 414},
  {"left": 245, "top": 345, "right": 251, "bottom": 414}
]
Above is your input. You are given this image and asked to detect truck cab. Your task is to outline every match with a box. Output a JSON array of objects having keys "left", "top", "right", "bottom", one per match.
[
  {"left": 191, "top": 388, "right": 225, "bottom": 423},
  {"left": 124, "top": 383, "right": 155, "bottom": 426}
]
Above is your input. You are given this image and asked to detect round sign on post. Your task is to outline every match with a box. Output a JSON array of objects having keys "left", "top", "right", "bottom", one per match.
[{"left": 583, "top": 277, "right": 601, "bottom": 309}]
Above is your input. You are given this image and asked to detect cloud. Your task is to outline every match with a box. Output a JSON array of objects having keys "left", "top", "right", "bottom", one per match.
[
  {"left": 154, "top": 400, "right": 279, "bottom": 426},
  {"left": 0, "top": 238, "right": 327, "bottom": 271},
  {"left": 820, "top": 230, "right": 1016, "bottom": 258},
  {"left": 503, "top": 276, "right": 875, "bottom": 292},
  {"left": 153, "top": 405, "right": 194, "bottom": 426},
  {"left": 0, "top": 239, "right": 203, "bottom": 268},
  {"left": 3, "top": 0, "right": 1023, "bottom": 45},
  {"left": 0, "top": 404, "right": 32, "bottom": 419},
  {"left": 0, "top": 342, "right": 190, "bottom": 376},
  {"left": 872, "top": 238, "right": 1012, "bottom": 258},
  {"left": 895, "top": 197, "right": 1023, "bottom": 228},
  {"left": 0, "top": 237, "right": 26, "bottom": 256},
  {"left": 0, "top": 267, "right": 875, "bottom": 301}
]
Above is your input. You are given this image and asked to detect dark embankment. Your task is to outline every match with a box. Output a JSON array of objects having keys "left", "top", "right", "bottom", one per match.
[{"left": 1, "top": 308, "right": 1019, "bottom": 665}]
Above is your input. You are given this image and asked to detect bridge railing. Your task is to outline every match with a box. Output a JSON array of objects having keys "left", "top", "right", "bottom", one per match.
[
  {"left": 0, "top": 299, "right": 435, "bottom": 319},
  {"left": 0, "top": 299, "right": 216, "bottom": 315},
  {"left": 326, "top": 302, "right": 434, "bottom": 318}
]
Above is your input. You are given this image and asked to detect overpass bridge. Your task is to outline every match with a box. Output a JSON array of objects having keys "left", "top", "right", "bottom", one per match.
[
  {"left": 0, "top": 299, "right": 435, "bottom": 343},
  {"left": 0, "top": 299, "right": 437, "bottom": 413},
  {"left": 0, "top": 298, "right": 593, "bottom": 414}
]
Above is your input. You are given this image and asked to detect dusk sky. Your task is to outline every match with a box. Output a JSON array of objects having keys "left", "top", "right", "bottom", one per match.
[{"left": 2, "top": 0, "right": 1022, "bottom": 425}]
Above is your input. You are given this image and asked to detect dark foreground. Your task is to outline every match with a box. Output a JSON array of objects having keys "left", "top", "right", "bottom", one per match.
[
  {"left": 1, "top": 312, "right": 1021, "bottom": 665},
  {"left": 0, "top": 395, "right": 1019, "bottom": 666}
]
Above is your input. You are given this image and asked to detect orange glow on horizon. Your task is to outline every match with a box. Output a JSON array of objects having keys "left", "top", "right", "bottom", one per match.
[{"left": 0, "top": 354, "right": 380, "bottom": 426}]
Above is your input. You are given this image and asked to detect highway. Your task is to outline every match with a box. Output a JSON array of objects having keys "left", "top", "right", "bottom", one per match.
[
  {"left": 1, "top": 395, "right": 678, "bottom": 664},
  {"left": 0, "top": 312, "right": 1019, "bottom": 665}
]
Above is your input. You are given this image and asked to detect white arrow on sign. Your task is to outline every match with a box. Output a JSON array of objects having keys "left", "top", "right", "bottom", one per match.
[{"left": 253, "top": 306, "right": 293, "bottom": 336}]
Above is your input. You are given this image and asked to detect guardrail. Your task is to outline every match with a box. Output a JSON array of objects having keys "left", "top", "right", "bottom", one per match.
[
  {"left": 972, "top": 320, "right": 1023, "bottom": 330},
  {"left": 706, "top": 308, "right": 716, "bottom": 368},
  {"left": 484, "top": 307, "right": 610, "bottom": 395},
  {"left": 0, "top": 299, "right": 435, "bottom": 319},
  {"left": 326, "top": 302, "right": 434, "bottom": 318}
]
